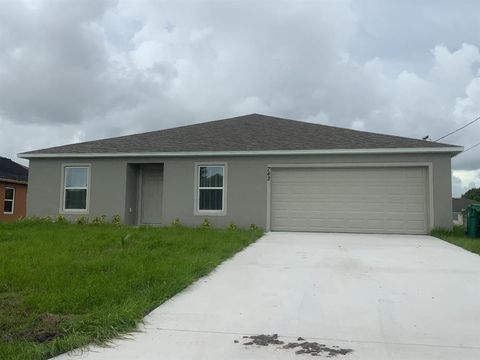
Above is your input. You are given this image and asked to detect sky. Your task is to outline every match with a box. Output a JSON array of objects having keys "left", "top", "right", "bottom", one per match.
[{"left": 0, "top": 0, "right": 479, "bottom": 197}]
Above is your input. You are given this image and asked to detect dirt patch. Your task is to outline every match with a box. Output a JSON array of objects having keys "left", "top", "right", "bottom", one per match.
[
  {"left": 0, "top": 296, "right": 75, "bottom": 344},
  {"left": 242, "top": 333, "right": 285, "bottom": 346},
  {"left": 283, "top": 341, "right": 353, "bottom": 357},
  {"left": 27, "top": 313, "right": 74, "bottom": 343},
  {"left": 238, "top": 334, "right": 353, "bottom": 357}
]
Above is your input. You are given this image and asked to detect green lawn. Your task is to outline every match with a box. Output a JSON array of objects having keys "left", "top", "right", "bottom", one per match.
[
  {"left": 431, "top": 225, "right": 480, "bottom": 255},
  {"left": 0, "top": 220, "right": 263, "bottom": 360}
]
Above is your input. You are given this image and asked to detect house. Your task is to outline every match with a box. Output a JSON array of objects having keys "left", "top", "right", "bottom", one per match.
[
  {"left": 19, "top": 114, "right": 462, "bottom": 234},
  {"left": 0, "top": 157, "right": 28, "bottom": 221},
  {"left": 452, "top": 197, "right": 478, "bottom": 225}
]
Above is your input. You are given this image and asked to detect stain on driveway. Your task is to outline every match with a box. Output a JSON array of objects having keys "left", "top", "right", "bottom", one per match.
[{"left": 239, "top": 333, "right": 353, "bottom": 357}]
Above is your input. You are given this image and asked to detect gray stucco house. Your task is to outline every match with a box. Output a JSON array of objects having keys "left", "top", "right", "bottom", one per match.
[{"left": 20, "top": 114, "right": 462, "bottom": 234}]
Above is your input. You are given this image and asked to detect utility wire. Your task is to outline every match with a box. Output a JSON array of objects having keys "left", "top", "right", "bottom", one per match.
[
  {"left": 463, "top": 140, "right": 480, "bottom": 153},
  {"left": 435, "top": 115, "right": 480, "bottom": 141}
]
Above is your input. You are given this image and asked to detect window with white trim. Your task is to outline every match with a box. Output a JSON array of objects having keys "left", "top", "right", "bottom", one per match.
[
  {"left": 63, "top": 166, "right": 89, "bottom": 210},
  {"left": 3, "top": 187, "right": 15, "bottom": 214},
  {"left": 197, "top": 165, "right": 225, "bottom": 212}
]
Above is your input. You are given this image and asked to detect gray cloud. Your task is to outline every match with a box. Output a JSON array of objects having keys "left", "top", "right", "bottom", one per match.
[
  {"left": 0, "top": 0, "right": 167, "bottom": 125},
  {"left": 0, "top": 0, "right": 479, "bottom": 192}
]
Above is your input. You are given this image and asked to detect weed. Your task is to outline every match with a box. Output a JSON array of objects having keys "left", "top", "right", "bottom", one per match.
[
  {"left": 75, "top": 216, "right": 88, "bottom": 225},
  {"left": 112, "top": 214, "right": 121, "bottom": 225},
  {"left": 201, "top": 218, "right": 212, "bottom": 229}
]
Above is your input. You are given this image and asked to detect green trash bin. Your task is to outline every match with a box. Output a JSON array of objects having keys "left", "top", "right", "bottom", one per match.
[{"left": 466, "top": 204, "right": 480, "bottom": 238}]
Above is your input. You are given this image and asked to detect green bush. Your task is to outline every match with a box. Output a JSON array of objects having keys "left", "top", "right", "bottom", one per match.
[
  {"left": 112, "top": 214, "right": 121, "bottom": 225},
  {"left": 201, "top": 218, "right": 212, "bottom": 229},
  {"left": 249, "top": 223, "right": 259, "bottom": 231},
  {"left": 92, "top": 215, "right": 107, "bottom": 225},
  {"left": 76, "top": 216, "right": 88, "bottom": 225},
  {"left": 55, "top": 215, "right": 67, "bottom": 223}
]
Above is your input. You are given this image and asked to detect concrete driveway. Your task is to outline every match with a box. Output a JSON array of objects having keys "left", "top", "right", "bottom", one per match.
[{"left": 56, "top": 232, "right": 480, "bottom": 360}]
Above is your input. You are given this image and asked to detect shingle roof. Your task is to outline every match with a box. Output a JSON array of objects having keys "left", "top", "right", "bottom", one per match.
[
  {"left": 452, "top": 197, "right": 478, "bottom": 212},
  {"left": 20, "top": 114, "right": 460, "bottom": 156},
  {"left": 0, "top": 157, "right": 28, "bottom": 182}
]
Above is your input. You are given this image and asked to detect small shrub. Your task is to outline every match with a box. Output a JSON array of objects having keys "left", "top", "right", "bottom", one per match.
[
  {"left": 228, "top": 222, "right": 237, "bottom": 231},
  {"left": 23, "top": 216, "right": 39, "bottom": 222},
  {"left": 249, "top": 223, "right": 259, "bottom": 231},
  {"left": 172, "top": 218, "right": 181, "bottom": 227},
  {"left": 41, "top": 216, "right": 53, "bottom": 223},
  {"left": 55, "top": 215, "right": 67, "bottom": 223},
  {"left": 112, "top": 214, "right": 121, "bottom": 226},
  {"left": 201, "top": 218, "right": 212, "bottom": 229},
  {"left": 76, "top": 216, "right": 88, "bottom": 225},
  {"left": 92, "top": 215, "right": 107, "bottom": 225}
]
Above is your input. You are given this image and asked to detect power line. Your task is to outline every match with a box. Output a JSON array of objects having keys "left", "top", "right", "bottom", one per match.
[
  {"left": 463, "top": 141, "right": 480, "bottom": 153},
  {"left": 435, "top": 115, "right": 480, "bottom": 142}
]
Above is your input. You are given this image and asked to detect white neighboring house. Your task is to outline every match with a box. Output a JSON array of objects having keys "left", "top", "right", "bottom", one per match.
[{"left": 452, "top": 197, "right": 478, "bottom": 225}]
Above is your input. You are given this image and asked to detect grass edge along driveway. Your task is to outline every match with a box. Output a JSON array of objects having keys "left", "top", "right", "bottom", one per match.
[
  {"left": 0, "top": 220, "right": 263, "bottom": 360},
  {"left": 431, "top": 225, "right": 480, "bottom": 256}
]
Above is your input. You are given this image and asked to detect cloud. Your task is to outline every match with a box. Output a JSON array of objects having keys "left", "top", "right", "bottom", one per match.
[
  {"left": 452, "top": 170, "right": 480, "bottom": 197},
  {"left": 0, "top": 0, "right": 175, "bottom": 129},
  {"left": 0, "top": 0, "right": 479, "bottom": 192}
]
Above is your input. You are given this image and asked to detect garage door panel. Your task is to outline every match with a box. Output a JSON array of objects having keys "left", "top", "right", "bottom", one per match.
[
  {"left": 405, "top": 212, "right": 425, "bottom": 221},
  {"left": 387, "top": 195, "right": 406, "bottom": 202},
  {"left": 407, "top": 218, "right": 426, "bottom": 227},
  {"left": 406, "top": 201, "right": 426, "bottom": 212},
  {"left": 271, "top": 167, "right": 428, "bottom": 234},
  {"left": 406, "top": 185, "right": 426, "bottom": 194},
  {"left": 346, "top": 212, "right": 366, "bottom": 220},
  {"left": 346, "top": 203, "right": 366, "bottom": 212},
  {"left": 346, "top": 220, "right": 365, "bottom": 228}
]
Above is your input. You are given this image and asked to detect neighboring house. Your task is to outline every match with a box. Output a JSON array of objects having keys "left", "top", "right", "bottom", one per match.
[
  {"left": 19, "top": 114, "right": 462, "bottom": 234},
  {"left": 452, "top": 197, "right": 478, "bottom": 225},
  {"left": 0, "top": 157, "right": 28, "bottom": 221}
]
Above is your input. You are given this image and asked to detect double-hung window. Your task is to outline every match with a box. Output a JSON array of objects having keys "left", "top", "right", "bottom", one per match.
[
  {"left": 63, "top": 166, "right": 89, "bottom": 211},
  {"left": 3, "top": 187, "right": 15, "bottom": 214},
  {"left": 196, "top": 164, "right": 226, "bottom": 214}
]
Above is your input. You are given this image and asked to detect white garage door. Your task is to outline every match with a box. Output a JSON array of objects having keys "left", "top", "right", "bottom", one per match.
[{"left": 270, "top": 167, "right": 428, "bottom": 234}]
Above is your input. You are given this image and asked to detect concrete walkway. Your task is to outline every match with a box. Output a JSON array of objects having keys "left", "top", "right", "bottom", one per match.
[{"left": 55, "top": 232, "right": 480, "bottom": 359}]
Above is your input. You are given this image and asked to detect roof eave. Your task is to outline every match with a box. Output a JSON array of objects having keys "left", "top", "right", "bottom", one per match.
[
  {"left": 19, "top": 146, "right": 464, "bottom": 159},
  {"left": 0, "top": 177, "right": 28, "bottom": 185}
]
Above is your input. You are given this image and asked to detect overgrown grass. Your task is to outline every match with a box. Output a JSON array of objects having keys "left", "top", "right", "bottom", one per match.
[
  {"left": 431, "top": 225, "right": 480, "bottom": 255},
  {"left": 0, "top": 220, "right": 263, "bottom": 360}
]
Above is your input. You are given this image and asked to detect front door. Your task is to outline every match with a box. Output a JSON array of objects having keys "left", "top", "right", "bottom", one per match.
[{"left": 140, "top": 166, "right": 163, "bottom": 224}]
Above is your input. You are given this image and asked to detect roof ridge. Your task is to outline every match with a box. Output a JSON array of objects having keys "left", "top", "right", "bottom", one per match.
[{"left": 19, "top": 113, "right": 461, "bottom": 156}]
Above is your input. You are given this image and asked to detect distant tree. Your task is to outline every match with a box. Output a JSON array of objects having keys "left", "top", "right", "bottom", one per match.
[{"left": 463, "top": 187, "right": 480, "bottom": 202}]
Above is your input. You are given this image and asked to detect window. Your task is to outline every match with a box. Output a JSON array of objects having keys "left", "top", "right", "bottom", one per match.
[
  {"left": 63, "top": 166, "right": 89, "bottom": 211},
  {"left": 196, "top": 165, "right": 225, "bottom": 214},
  {"left": 3, "top": 187, "right": 15, "bottom": 214}
]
